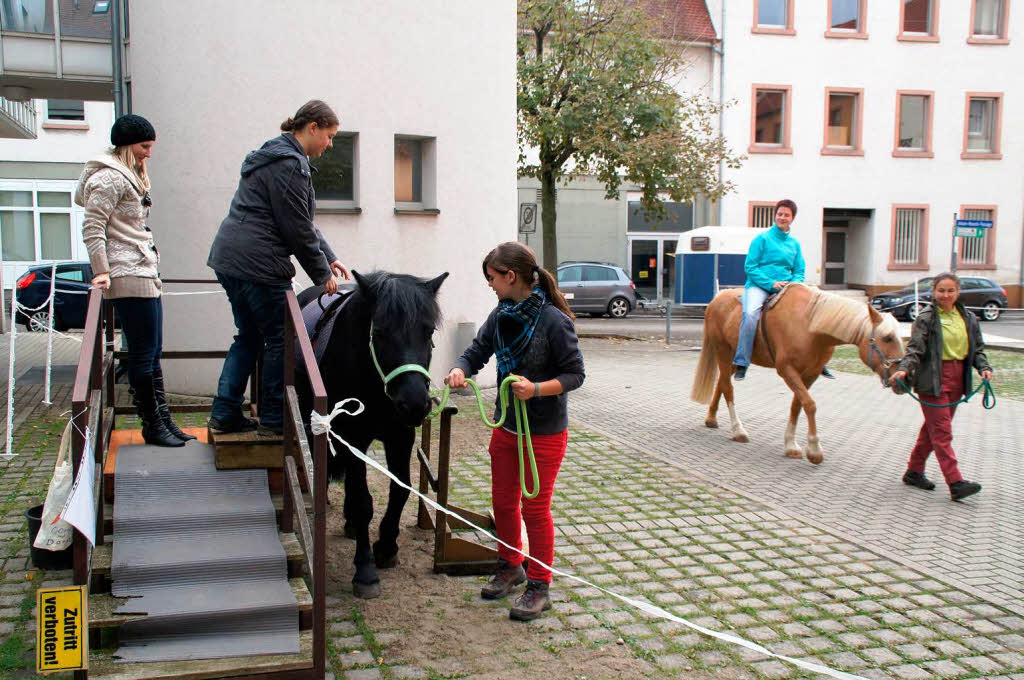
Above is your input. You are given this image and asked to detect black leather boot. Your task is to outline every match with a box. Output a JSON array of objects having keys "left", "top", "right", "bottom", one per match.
[
  {"left": 153, "top": 365, "right": 196, "bottom": 442},
  {"left": 134, "top": 374, "right": 185, "bottom": 447}
]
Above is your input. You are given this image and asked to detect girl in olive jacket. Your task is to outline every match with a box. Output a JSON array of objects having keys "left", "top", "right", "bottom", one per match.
[{"left": 889, "top": 272, "right": 992, "bottom": 501}]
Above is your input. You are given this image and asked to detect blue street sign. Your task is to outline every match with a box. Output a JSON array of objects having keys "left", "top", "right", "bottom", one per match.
[{"left": 956, "top": 219, "right": 993, "bottom": 229}]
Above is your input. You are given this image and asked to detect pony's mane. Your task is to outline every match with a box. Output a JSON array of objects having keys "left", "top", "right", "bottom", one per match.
[
  {"left": 806, "top": 288, "right": 895, "bottom": 343},
  {"left": 360, "top": 270, "right": 441, "bottom": 334}
]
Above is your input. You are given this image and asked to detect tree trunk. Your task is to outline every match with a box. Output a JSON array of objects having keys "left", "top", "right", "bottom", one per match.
[{"left": 540, "top": 168, "right": 558, "bottom": 271}]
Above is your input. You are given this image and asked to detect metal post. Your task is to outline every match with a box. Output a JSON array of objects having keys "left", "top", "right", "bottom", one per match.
[
  {"left": 111, "top": 0, "right": 124, "bottom": 117},
  {"left": 951, "top": 212, "right": 958, "bottom": 273},
  {"left": 665, "top": 301, "right": 672, "bottom": 345}
]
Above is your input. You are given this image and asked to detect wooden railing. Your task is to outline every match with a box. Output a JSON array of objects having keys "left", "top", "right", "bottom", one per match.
[{"left": 282, "top": 290, "right": 328, "bottom": 680}]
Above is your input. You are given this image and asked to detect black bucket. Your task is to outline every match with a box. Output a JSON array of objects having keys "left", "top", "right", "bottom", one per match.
[{"left": 25, "top": 505, "right": 73, "bottom": 570}]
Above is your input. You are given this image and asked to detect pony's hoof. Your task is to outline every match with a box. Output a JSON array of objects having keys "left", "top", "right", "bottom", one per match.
[
  {"left": 784, "top": 449, "right": 804, "bottom": 459},
  {"left": 343, "top": 524, "right": 356, "bottom": 540},
  {"left": 353, "top": 580, "right": 381, "bottom": 599},
  {"left": 373, "top": 543, "right": 400, "bottom": 569},
  {"left": 807, "top": 454, "right": 824, "bottom": 465},
  {"left": 705, "top": 419, "right": 719, "bottom": 429},
  {"left": 731, "top": 433, "right": 750, "bottom": 443}
]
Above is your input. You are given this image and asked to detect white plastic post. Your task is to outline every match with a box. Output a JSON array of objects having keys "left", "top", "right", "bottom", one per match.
[
  {"left": 43, "top": 262, "right": 56, "bottom": 404},
  {"left": 5, "top": 287, "right": 17, "bottom": 456}
]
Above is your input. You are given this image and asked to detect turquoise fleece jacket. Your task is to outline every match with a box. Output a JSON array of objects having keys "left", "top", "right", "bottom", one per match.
[{"left": 744, "top": 224, "right": 805, "bottom": 292}]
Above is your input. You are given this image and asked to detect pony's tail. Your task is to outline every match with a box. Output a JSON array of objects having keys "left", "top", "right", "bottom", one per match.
[{"left": 690, "top": 319, "right": 718, "bottom": 404}]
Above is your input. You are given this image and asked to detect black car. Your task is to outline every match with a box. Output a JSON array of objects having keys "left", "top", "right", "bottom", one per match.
[
  {"left": 13, "top": 262, "right": 94, "bottom": 331},
  {"left": 871, "top": 276, "right": 1008, "bottom": 322}
]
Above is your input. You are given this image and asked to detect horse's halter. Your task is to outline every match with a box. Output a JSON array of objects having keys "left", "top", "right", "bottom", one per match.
[
  {"left": 866, "top": 323, "right": 900, "bottom": 385},
  {"left": 368, "top": 321, "right": 432, "bottom": 391}
]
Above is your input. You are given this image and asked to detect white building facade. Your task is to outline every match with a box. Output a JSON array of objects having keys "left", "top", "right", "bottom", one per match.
[{"left": 708, "top": 0, "right": 1022, "bottom": 302}]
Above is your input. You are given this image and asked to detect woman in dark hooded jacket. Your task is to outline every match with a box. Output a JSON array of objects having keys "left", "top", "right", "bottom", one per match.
[
  {"left": 207, "top": 100, "right": 349, "bottom": 435},
  {"left": 889, "top": 272, "right": 992, "bottom": 501}
]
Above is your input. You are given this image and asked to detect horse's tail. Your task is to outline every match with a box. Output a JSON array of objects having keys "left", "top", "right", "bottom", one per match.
[{"left": 690, "top": 315, "right": 719, "bottom": 404}]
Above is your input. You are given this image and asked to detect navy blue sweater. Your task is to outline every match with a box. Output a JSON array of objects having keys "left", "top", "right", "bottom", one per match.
[{"left": 454, "top": 304, "right": 585, "bottom": 435}]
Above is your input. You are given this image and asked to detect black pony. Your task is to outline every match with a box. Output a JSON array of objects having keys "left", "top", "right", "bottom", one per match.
[{"left": 296, "top": 270, "right": 448, "bottom": 598}]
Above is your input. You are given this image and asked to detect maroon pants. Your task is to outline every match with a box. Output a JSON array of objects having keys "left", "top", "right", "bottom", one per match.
[
  {"left": 907, "top": 359, "right": 965, "bottom": 485},
  {"left": 489, "top": 427, "right": 567, "bottom": 583}
]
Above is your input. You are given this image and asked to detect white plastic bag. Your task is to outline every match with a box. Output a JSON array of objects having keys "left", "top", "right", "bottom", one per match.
[{"left": 33, "top": 422, "right": 74, "bottom": 551}]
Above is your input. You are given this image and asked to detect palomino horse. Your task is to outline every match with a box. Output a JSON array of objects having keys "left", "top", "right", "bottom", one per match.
[
  {"left": 296, "top": 270, "right": 448, "bottom": 598},
  {"left": 690, "top": 283, "right": 904, "bottom": 464}
]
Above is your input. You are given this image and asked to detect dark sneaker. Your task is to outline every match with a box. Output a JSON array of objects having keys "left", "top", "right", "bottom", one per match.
[
  {"left": 950, "top": 480, "right": 981, "bottom": 501},
  {"left": 733, "top": 365, "right": 747, "bottom": 381},
  {"left": 902, "top": 470, "right": 936, "bottom": 491},
  {"left": 208, "top": 415, "right": 258, "bottom": 433},
  {"left": 821, "top": 365, "right": 837, "bottom": 379},
  {"left": 509, "top": 579, "right": 552, "bottom": 621},
  {"left": 480, "top": 559, "right": 526, "bottom": 600},
  {"left": 257, "top": 423, "right": 284, "bottom": 437}
]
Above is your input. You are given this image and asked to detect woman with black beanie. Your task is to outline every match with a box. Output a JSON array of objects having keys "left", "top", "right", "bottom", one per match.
[{"left": 75, "top": 114, "right": 192, "bottom": 447}]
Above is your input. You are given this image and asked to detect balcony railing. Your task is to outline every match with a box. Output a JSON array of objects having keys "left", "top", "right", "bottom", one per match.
[{"left": 0, "top": 96, "right": 35, "bottom": 137}]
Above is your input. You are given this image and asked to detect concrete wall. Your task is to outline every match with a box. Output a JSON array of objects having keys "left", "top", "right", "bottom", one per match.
[
  {"left": 130, "top": 0, "right": 516, "bottom": 393},
  {"left": 717, "top": 0, "right": 1023, "bottom": 289},
  {"left": 0, "top": 100, "right": 113, "bottom": 163}
]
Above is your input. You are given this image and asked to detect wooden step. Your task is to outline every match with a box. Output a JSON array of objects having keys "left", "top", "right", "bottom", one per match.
[
  {"left": 210, "top": 428, "right": 284, "bottom": 470},
  {"left": 89, "top": 577, "right": 313, "bottom": 636},
  {"left": 87, "top": 629, "right": 313, "bottom": 680},
  {"left": 103, "top": 428, "right": 209, "bottom": 504},
  {"left": 91, "top": 533, "right": 307, "bottom": 593}
]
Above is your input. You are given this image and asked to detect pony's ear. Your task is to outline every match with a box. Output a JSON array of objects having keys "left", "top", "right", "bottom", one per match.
[
  {"left": 867, "top": 301, "right": 883, "bottom": 326},
  {"left": 352, "top": 270, "right": 375, "bottom": 303},
  {"left": 426, "top": 272, "right": 449, "bottom": 295}
]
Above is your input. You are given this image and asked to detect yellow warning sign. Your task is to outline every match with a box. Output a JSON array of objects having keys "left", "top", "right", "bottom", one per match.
[{"left": 36, "top": 585, "right": 88, "bottom": 673}]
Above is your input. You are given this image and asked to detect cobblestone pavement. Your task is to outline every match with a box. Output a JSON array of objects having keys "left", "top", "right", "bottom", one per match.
[{"left": 569, "top": 338, "right": 1024, "bottom": 614}]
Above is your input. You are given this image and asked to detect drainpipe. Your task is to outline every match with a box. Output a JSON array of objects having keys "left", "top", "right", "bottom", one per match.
[
  {"left": 111, "top": 0, "right": 123, "bottom": 117},
  {"left": 711, "top": 0, "right": 725, "bottom": 225}
]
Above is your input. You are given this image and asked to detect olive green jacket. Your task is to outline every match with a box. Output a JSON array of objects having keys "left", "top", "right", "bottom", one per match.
[{"left": 898, "top": 302, "right": 991, "bottom": 397}]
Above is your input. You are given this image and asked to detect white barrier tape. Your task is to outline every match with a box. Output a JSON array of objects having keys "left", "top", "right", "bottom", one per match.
[
  {"left": 44, "top": 263, "right": 57, "bottom": 404},
  {"left": 308, "top": 402, "right": 867, "bottom": 680}
]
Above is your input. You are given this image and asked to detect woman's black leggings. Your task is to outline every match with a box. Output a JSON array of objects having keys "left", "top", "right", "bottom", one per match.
[{"left": 110, "top": 296, "right": 163, "bottom": 385}]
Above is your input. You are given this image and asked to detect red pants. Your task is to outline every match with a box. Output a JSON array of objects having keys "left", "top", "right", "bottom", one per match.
[
  {"left": 908, "top": 360, "right": 965, "bottom": 485},
  {"left": 489, "top": 427, "right": 567, "bottom": 583}
]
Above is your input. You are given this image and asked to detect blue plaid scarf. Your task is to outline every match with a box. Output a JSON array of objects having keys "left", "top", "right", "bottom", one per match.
[{"left": 495, "top": 287, "right": 547, "bottom": 380}]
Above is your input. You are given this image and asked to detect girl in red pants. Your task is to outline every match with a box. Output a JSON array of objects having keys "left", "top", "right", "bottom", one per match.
[
  {"left": 446, "top": 242, "right": 585, "bottom": 621},
  {"left": 889, "top": 272, "right": 992, "bottom": 501}
]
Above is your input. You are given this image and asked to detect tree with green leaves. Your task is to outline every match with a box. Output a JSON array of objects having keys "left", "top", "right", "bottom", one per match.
[{"left": 518, "top": 0, "right": 743, "bottom": 269}]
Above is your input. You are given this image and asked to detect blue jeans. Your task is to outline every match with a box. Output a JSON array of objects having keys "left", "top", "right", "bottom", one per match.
[
  {"left": 733, "top": 286, "right": 770, "bottom": 367},
  {"left": 211, "top": 272, "right": 290, "bottom": 427},
  {"left": 111, "top": 297, "right": 163, "bottom": 385}
]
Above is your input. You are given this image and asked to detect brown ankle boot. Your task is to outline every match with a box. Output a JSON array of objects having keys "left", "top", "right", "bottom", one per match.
[
  {"left": 509, "top": 579, "right": 552, "bottom": 621},
  {"left": 480, "top": 559, "right": 526, "bottom": 600}
]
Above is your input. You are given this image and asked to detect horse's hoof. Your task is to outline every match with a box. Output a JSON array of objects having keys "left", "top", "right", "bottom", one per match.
[
  {"left": 731, "top": 433, "right": 750, "bottom": 443},
  {"left": 375, "top": 553, "right": 399, "bottom": 569},
  {"left": 784, "top": 449, "right": 804, "bottom": 459},
  {"left": 343, "top": 524, "right": 356, "bottom": 540},
  {"left": 353, "top": 580, "right": 381, "bottom": 599},
  {"left": 807, "top": 454, "right": 824, "bottom": 465},
  {"left": 705, "top": 419, "right": 718, "bottom": 429}
]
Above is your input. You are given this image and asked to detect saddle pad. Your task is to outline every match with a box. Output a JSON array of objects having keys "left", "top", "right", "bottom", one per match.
[
  {"left": 299, "top": 291, "right": 352, "bottom": 364},
  {"left": 766, "top": 282, "right": 808, "bottom": 309}
]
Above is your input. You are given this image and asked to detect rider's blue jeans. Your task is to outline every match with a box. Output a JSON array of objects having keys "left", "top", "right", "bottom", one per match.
[
  {"left": 733, "top": 286, "right": 771, "bottom": 367},
  {"left": 211, "top": 272, "right": 291, "bottom": 428}
]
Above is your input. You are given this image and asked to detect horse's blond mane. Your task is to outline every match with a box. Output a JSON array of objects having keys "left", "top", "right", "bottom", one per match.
[{"left": 806, "top": 288, "right": 875, "bottom": 344}]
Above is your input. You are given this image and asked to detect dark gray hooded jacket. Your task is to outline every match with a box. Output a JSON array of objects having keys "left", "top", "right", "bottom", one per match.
[{"left": 207, "top": 134, "right": 336, "bottom": 286}]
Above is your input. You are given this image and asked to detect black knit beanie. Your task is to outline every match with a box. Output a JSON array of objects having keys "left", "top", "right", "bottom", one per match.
[{"left": 110, "top": 114, "right": 156, "bottom": 147}]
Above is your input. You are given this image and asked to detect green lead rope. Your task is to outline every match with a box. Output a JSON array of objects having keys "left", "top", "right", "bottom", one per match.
[
  {"left": 894, "top": 377, "right": 997, "bottom": 410},
  {"left": 428, "top": 376, "right": 540, "bottom": 499}
]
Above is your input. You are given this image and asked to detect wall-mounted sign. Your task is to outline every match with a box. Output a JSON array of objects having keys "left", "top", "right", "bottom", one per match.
[
  {"left": 691, "top": 236, "right": 710, "bottom": 251},
  {"left": 36, "top": 585, "right": 88, "bottom": 673},
  {"left": 519, "top": 203, "right": 537, "bottom": 234},
  {"left": 638, "top": 270, "right": 649, "bottom": 279},
  {"left": 648, "top": 258, "right": 657, "bottom": 268}
]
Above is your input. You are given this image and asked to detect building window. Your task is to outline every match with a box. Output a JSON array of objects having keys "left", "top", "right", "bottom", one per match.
[
  {"left": 45, "top": 100, "right": 84, "bottom": 122},
  {"left": 749, "top": 86, "right": 792, "bottom": 153},
  {"left": 311, "top": 133, "right": 357, "bottom": 212},
  {"left": 900, "top": 0, "right": 938, "bottom": 40},
  {"left": 969, "top": 0, "right": 1009, "bottom": 42},
  {"left": 826, "top": 0, "right": 867, "bottom": 38},
  {"left": 890, "top": 205, "right": 929, "bottom": 269},
  {"left": 394, "top": 136, "right": 438, "bottom": 213},
  {"left": 959, "top": 205, "right": 996, "bottom": 267},
  {"left": 0, "top": 186, "right": 77, "bottom": 264},
  {"left": 753, "top": 0, "right": 794, "bottom": 34},
  {"left": 748, "top": 202, "right": 776, "bottom": 229},
  {"left": 822, "top": 88, "right": 864, "bottom": 155},
  {"left": 893, "top": 91, "right": 933, "bottom": 157},
  {"left": 962, "top": 93, "right": 1003, "bottom": 159}
]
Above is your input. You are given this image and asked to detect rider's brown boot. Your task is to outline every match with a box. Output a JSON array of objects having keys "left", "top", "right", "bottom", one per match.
[
  {"left": 509, "top": 579, "right": 552, "bottom": 621},
  {"left": 480, "top": 559, "right": 526, "bottom": 600}
]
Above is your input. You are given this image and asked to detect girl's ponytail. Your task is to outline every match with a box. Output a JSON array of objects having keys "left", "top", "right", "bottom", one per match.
[{"left": 536, "top": 266, "right": 574, "bottom": 320}]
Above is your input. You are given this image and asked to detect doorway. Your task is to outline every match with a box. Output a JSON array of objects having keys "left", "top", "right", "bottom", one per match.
[
  {"left": 627, "top": 235, "right": 679, "bottom": 302},
  {"left": 822, "top": 226, "right": 848, "bottom": 288}
]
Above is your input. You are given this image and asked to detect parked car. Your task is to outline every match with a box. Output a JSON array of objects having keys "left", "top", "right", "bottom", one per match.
[
  {"left": 557, "top": 262, "right": 637, "bottom": 318},
  {"left": 871, "top": 276, "right": 1008, "bottom": 322},
  {"left": 13, "top": 262, "right": 94, "bottom": 331}
]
